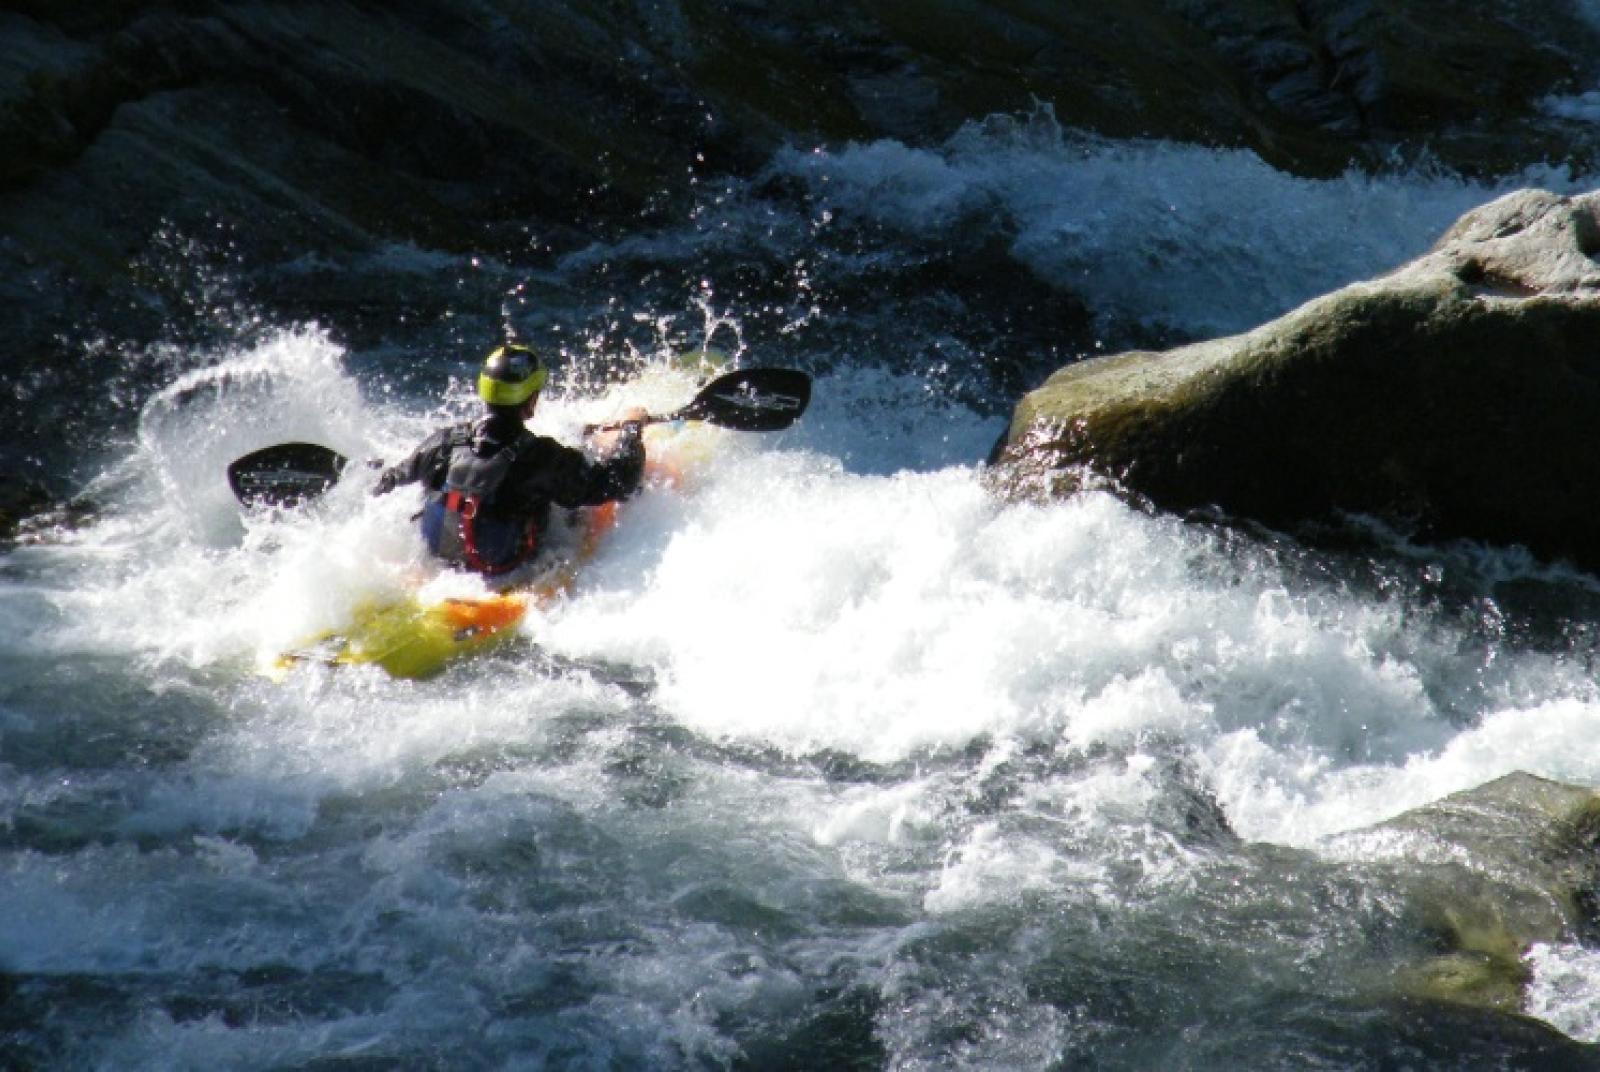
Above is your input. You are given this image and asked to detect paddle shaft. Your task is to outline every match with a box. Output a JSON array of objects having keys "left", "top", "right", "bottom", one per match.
[
  {"left": 583, "top": 367, "right": 811, "bottom": 435},
  {"left": 585, "top": 410, "right": 693, "bottom": 434}
]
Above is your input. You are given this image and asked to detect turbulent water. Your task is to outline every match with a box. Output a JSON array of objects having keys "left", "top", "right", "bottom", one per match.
[{"left": 7, "top": 117, "right": 1600, "bottom": 1069}]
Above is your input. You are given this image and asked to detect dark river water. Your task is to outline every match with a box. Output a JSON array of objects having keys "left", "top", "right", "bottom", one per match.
[{"left": 4, "top": 112, "right": 1600, "bottom": 1069}]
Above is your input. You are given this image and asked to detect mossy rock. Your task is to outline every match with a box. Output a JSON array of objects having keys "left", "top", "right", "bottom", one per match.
[
  {"left": 995, "top": 189, "right": 1600, "bottom": 571},
  {"left": 1393, "top": 952, "right": 1527, "bottom": 1013},
  {"left": 1335, "top": 772, "right": 1600, "bottom": 1012},
  {"left": 1382, "top": 773, "right": 1600, "bottom": 940}
]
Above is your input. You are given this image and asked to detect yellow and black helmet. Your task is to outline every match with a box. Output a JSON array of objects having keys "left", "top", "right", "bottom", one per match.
[{"left": 477, "top": 343, "right": 548, "bottom": 406}]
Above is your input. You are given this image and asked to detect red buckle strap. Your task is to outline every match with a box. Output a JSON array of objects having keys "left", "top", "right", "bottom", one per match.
[{"left": 451, "top": 492, "right": 536, "bottom": 575}]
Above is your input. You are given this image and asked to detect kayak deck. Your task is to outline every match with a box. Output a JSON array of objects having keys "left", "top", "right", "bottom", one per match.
[
  {"left": 266, "top": 506, "right": 609, "bottom": 681},
  {"left": 269, "top": 567, "right": 571, "bottom": 680}
]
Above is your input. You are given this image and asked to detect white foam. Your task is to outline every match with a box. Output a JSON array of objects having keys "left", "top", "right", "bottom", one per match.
[
  {"left": 1206, "top": 696, "right": 1600, "bottom": 848},
  {"left": 811, "top": 779, "right": 939, "bottom": 848},
  {"left": 136, "top": 326, "right": 375, "bottom": 545},
  {"left": 18, "top": 317, "right": 1600, "bottom": 929},
  {"left": 772, "top": 109, "right": 1586, "bottom": 337},
  {"left": 529, "top": 436, "right": 1600, "bottom": 865},
  {"left": 545, "top": 463, "right": 1419, "bottom": 775},
  {"left": 1526, "top": 942, "right": 1600, "bottom": 1043}
]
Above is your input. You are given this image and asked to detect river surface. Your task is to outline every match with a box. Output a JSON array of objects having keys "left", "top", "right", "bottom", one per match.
[{"left": 5, "top": 114, "right": 1600, "bottom": 1069}]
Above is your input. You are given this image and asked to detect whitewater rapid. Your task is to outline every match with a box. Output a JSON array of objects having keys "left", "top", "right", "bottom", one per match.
[
  {"left": 7, "top": 121, "right": 1600, "bottom": 1066},
  {"left": 43, "top": 327, "right": 1600, "bottom": 841}
]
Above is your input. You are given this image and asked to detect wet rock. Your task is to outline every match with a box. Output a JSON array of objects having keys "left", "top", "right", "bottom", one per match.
[
  {"left": 0, "top": 2, "right": 1591, "bottom": 333},
  {"left": 3, "top": 0, "right": 1596, "bottom": 279},
  {"left": 0, "top": 474, "right": 51, "bottom": 544},
  {"left": 799, "top": 0, "right": 1600, "bottom": 177},
  {"left": 1176, "top": 0, "right": 1600, "bottom": 175},
  {"left": 993, "top": 189, "right": 1600, "bottom": 572},
  {"left": 1362, "top": 995, "right": 1599, "bottom": 1070},
  {"left": 1334, "top": 772, "right": 1600, "bottom": 1012}
]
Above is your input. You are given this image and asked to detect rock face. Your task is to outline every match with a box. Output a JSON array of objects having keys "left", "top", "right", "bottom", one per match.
[
  {"left": 994, "top": 189, "right": 1600, "bottom": 570},
  {"left": 3, "top": 0, "right": 1597, "bottom": 293},
  {"left": 5, "top": 0, "right": 1595, "bottom": 200}
]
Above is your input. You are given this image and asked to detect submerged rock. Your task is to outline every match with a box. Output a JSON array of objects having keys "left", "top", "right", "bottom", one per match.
[
  {"left": 1332, "top": 772, "right": 1600, "bottom": 1013},
  {"left": 994, "top": 188, "right": 1600, "bottom": 571}
]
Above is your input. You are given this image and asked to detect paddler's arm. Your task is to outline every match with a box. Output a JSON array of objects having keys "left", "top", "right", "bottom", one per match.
[
  {"left": 531, "top": 410, "right": 647, "bottom": 509},
  {"left": 371, "top": 427, "right": 455, "bottom": 496}
]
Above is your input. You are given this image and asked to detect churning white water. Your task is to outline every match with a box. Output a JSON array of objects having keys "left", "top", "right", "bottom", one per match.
[{"left": 5, "top": 122, "right": 1600, "bottom": 1068}]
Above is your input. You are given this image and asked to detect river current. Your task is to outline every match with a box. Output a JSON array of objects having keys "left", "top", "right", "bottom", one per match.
[{"left": 5, "top": 115, "right": 1600, "bottom": 1068}]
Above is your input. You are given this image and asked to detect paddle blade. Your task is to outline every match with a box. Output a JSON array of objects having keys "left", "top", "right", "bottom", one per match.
[
  {"left": 227, "top": 442, "right": 348, "bottom": 509},
  {"left": 676, "top": 368, "right": 812, "bottom": 431}
]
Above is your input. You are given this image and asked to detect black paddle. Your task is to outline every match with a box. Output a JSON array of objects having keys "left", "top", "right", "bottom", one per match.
[
  {"left": 227, "top": 442, "right": 349, "bottom": 509},
  {"left": 583, "top": 367, "right": 812, "bottom": 434},
  {"left": 227, "top": 368, "right": 812, "bottom": 508}
]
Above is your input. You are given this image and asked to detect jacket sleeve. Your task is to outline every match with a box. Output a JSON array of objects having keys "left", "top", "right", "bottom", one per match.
[
  {"left": 372, "top": 427, "right": 456, "bottom": 496},
  {"left": 519, "top": 426, "right": 646, "bottom": 509}
]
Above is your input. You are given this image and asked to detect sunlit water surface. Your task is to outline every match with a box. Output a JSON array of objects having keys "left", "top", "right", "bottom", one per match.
[{"left": 5, "top": 120, "right": 1600, "bottom": 1069}]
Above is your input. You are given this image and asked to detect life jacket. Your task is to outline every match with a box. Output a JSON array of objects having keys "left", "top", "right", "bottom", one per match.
[{"left": 419, "top": 424, "right": 539, "bottom": 575}]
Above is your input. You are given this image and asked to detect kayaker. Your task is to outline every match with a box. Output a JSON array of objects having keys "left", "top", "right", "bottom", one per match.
[{"left": 372, "top": 343, "right": 646, "bottom": 576}]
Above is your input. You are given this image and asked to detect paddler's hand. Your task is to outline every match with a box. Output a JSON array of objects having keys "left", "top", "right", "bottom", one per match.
[
  {"left": 587, "top": 407, "right": 648, "bottom": 435},
  {"left": 372, "top": 467, "right": 401, "bottom": 496},
  {"left": 585, "top": 407, "right": 649, "bottom": 454}
]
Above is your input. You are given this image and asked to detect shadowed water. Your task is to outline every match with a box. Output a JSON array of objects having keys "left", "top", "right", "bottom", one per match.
[{"left": 3, "top": 119, "right": 1600, "bottom": 1069}]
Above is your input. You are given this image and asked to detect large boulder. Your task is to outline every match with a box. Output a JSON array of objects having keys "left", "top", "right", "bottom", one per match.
[{"left": 992, "top": 189, "right": 1600, "bottom": 570}]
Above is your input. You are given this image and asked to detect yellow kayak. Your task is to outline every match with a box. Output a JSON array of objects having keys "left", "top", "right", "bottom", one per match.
[{"left": 265, "top": 501, "right": 616, "bottom": 680}]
